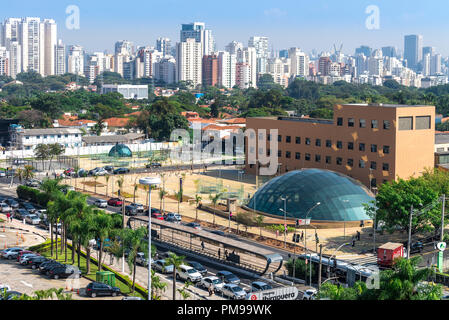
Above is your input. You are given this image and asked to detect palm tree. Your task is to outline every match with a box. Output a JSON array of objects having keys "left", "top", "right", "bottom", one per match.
[
  {"left": 14, "top": 168, "right": 24, "bottom": 184},
  {"left": 105, "top": 175, "right": 110, "bottom": 197},
  {"left": 159, "top": 189, "right": 168, "bottom": 212},
  {"left": 122, "top": 227, "right": 148, "bottom": 293},
  {"left": 80, "top": 213, "right": 96, "bottom": 273},
  {"left": 209, "top": 193, "right": 223, "bottom": 226},
  {"left": 92, "top": 211, "right": 113, "bottom": 272},
  {"left": 165, "top": 252, "right": 186, "bottom": 300},
  {"left": 151, "top": 269, "right": 167, "bottom": 300},
  {"left": 116, "top": 175, "right": 124, "bottom": 197},
  {"left": 23, "top": 165, "right": 35, "bottom": 181},
  {"left": 133, "top": 184, "right": 138, "bottom": 204},
  {"left": 174, "top": 191, "right": 183, "bottom": 215},
  {"left": 93, "top": 175, "right": 99, "bottom": 194},
  {"left": 255, "top": 215, "right": 265, "bottom": 238},
  {"left": 194, "top": 194, "right": 202, "bottom": 221}
]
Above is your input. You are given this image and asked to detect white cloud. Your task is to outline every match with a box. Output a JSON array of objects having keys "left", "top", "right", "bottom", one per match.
[{"left": 264, "top": 8, "right": 287, "bottom": 18}]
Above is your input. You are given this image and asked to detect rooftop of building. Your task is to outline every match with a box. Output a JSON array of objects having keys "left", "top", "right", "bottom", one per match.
[
  {"left": 341, "top": 103, "right": 434, "bottom": 108},
  {"left": 82, "top": 133, "right": 144, "bottom": 144},
  {"left": 19, "top": 128, "right": 83, "bottom": 136}
]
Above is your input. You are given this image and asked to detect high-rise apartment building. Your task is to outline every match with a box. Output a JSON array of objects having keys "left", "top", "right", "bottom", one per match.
[
  {"left": 248, "top": 36, "right": 269, "bottom": 75},
  {"left": 115, "top": 40, "right": 134, "bottom": 56},
  {"left": 202, "top": 54, "right": 219, "bottom": 87},
  {"left": 180, "top": 22, "right": 214, "bottom": 56},
  {"left": 54, "top": 39, "right": 65, "bottom": 75},
  {"left": 225, "top": 41, "right": 243, "bottom": 55},
  {"left": 217, "top": 51, "right": 236, "bottom": 89},
  {"left": 176, "top": 38, "right": 203, "bottom": 87},
  {"left": 155, "top": 57, "right": 176, "bottom": 84},
  {"left": 43, "top": 19, "right": 57, "bottom": 76},
  {"left": 381, "top": 46, "right": 397, "bottom": 58},
  {"left": 156, "top": 38, "right": 171, "bottom": 57},
  {"left": 289, "top": 48, "right": 309, "bottom": 78},
  {"left": 355, "top": 46, "right": 372, "bottom": 58},
  {"left": 404, "top": 34, "right": 423, "bottom": 71},
  {"left": 67, "top": 45, "right": 84, "bottom": 76}
]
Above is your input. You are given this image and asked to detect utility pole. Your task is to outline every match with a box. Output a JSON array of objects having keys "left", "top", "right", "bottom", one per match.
[
  {"left": 318, "top": 244, "right": 323, "bottom": 291},
  {"left": 408, "top": 205, "right": 413, "bottom": 260},
  {"left": 441, "top": 194, "right": 446, "bottom": 242}
]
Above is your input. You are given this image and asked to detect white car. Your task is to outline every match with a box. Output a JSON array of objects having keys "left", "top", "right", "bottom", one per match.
[
  {"left": 94, "top": 169, "right": 108, "bottom": 176},
  {"left": 201, "top": 276, "right": 224, "bottom": 292},
  {"left": 25, "top": 214, "right": 41, "bottom": 225},
  {"left": 0, "top": 284, "right": 11, "bottom": 291},
  {"left": 36, "top": 209, "right": 47, "bottom": 219},
  {"left": 0, "top": 171, "right": 6, "bottom": 177},
  {"left": 94, "top": 199, "right": 108, "bottom": 208},
  {"left": 0, "top": 203, "right": 12, "bottom": 213},
  {"left": 302, "top": 288, "right": 317, "bottom": 300},
  {"left": 221, "top": 284, "right": 247, "bottom": 300},
  {"left": 19, "top": 253, "right": 39, "bottom": 265},
  {"left": 176, "top": 265, "right": 203, "bottom": 283}
]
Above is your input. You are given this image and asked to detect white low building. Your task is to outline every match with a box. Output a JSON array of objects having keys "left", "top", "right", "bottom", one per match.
[
  {"left": 101, "top": 84, "right": 148, "bottom": 100},
  {"left": 10, "top": 127, "right": 83, "bottom": 150}
]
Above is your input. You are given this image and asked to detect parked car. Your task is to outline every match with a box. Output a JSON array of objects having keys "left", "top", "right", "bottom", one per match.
[
  {"left": 27, "top": 256, "right": 49, "bottom": 269},
  {"left": 107, "top": 198, "right": 123, "bottom": 207},
  {"left": 76, "top": 169, "right": 88, "bottom": 178},
  {"left": 201, "top": 276, "right": 224, "bottom": 293},
  {"left": 25, "top": 214, "right": 41, "bottom": 225},
  {"left": 38, "top": 219, "right": 50, "bottom": 230},
  {"left": 21, "top": 202, "right": 36, "bottom": 213},
  {"left": 165, "top": 212, "right": 182, "bottom": 223},
  {"left": 186, "top": 261, "right": 207, "bottom": 276},
  {"left": 103, "top": 166, "right": 114, "bottom": 173},
  {"left": 17, "top": 250, "right": 37, "bottom": 262},
  {"left": 222, "top": 284, "right": 247, "bottom": 300},
  {"left": 113, "top": 168, "right": 130, "bottom": 175},
  {"left": 176, "top": 265, "right": 203, "bottom": 283},
  {"left": 185, "top": 222, "right": 202, "bottom": 230},
  {"left": 302, "top": 288, "right": 317, "bottom": 300},
  {"left": 35, "top": 209, "right": 47, "bottom": 219},
  {"left": 48, "top": 265, "right": 81, "bottom": 279},
  {"left": 86, "top": 282, "right": 121, "bottom": 298},
  {"left": 250, "top": 281, "right": 272, "bottom": 292},
  {"left": 152, "top": 259, "right": 173, "bottom": 274},
  {"left": 1, "top": 248, "right": 24, "bottom": 260},
  {"left": 88, "top": 168, "right": 101, "bottom": 176},
  {"left": 0, "top": 203, "right": 12, "bottom": 213},
  {"left": 216, "top": 271, "right": 240, "bottom": 285},
  {"left": 94, "top": 169, "right": 108, "bottom": 176},
  {"left": 94, "top": 199, "right": 108, "bottom": 208},
  {"left": 4, "top": 198, "right": 19, "bottom": 209},
  {"left": 19, "top": 254, "right": 40, "bottom": 265},
  {"left": 14, "top": 209, "right": 30, "bottom": 220},
  {"left": 125, "top": 203, "right": 144, "bottom": 216},
  {"left": 39, "top": 261, "right": 63, "bottom": 274}
]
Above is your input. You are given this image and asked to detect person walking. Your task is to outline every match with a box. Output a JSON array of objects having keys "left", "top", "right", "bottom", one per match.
[
  {"left": 6, "top": 212, "right": 11, "bottom": 222},
  {"left": 201, "top": 241, "right": 205, "bottom": 251},
  {"left": 208, "top": 285, "right": 214, "bottom": 297},
  {"left": 218, "top": 248, "right": 221, "bottom": 259}
]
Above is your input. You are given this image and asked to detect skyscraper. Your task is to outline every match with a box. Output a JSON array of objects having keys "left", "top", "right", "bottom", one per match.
[
  {"left": 156, "top": 38, "right": 171, "bottom": 57},
  {"left": 43, "top": 19, "right": 57, "bottom": 76},
  {"left": 67, "top": 45, "right": 84, "bottom": 76},
  {"left": 217, "top": 51, "right": 236, "bottom": 89},
  {"left": 248, "top": 36, "right": 269, "bottom": 75},
  {"left": 404, "top": 34, "right": 423, "bottom": 71},
  {"left": 54, "top": 39, "right": 65, "bottom": 75},
  {"left": 115, "top": 40, "right": 134, "bottom": 56},
  {"left": 180, "top": 22, "right": 214, "bottom": 56},
  {"left": 176, "top": 38, "right": 203, "bottom": 87},
  {"left": 381, "top": 46, "right": 397, "bottom": 58},
  {"left": 202, "top": 54, "right": 219, "bottom": 87},
  {"left": 289, "top": 48, "right": 309, "bottom": 78},
  {"left": 355, "top": 46, "right": 372, "bottom": 58}
]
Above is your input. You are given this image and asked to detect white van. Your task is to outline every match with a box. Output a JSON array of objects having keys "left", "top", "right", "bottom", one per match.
[{"left": 176, "top": 264, "right": 203, "bottom": 283}]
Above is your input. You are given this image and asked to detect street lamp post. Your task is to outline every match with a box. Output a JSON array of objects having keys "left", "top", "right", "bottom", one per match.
[
  {"left": 139, "top": 176, "right": 161, "bottom": 301},
  {"left": 280, "top": 197, "right": 287, "bottom": 248},
  {"left": 303, "top": 202, "right": 321, "bottom": 285}
]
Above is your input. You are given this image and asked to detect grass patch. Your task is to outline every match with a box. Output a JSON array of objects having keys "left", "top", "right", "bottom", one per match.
[{"left": 36, "top": 245, "right": 145, "bottom": 299}]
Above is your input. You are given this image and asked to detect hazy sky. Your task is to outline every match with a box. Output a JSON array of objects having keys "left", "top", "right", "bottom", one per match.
[{"left": 2, "top": 0, "right": 449, "bottom": 56}]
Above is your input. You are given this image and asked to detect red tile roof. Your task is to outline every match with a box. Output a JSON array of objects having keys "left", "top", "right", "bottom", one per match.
[{"left": 104, "top": 117, "right": 130, "bottom": 127}]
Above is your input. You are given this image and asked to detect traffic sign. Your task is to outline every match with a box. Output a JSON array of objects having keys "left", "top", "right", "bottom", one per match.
[
  {"left": 296, "top": 219, "right": 311, "bottom": 226},
  {"left": 437, "top": 242, "right": 447, "bottom": 252},
  {"left": 247, "top": 286, "right": 299, "bottom": 301}
]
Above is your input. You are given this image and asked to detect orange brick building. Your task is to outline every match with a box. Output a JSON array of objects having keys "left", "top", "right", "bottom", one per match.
[{"left": 245, "top": 103, "right": 435, "bottom": 188}]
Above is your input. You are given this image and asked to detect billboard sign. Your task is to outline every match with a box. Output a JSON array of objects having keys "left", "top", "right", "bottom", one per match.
[{"left": 247, "top": 286, "right": 299, "bottom": 301}]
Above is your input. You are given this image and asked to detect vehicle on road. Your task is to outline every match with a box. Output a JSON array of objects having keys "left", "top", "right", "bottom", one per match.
[
  {"left": 200, "top": 276, "right": 224, "bottom": 293},
  {"left": 17, "top": 250, "right": 38, "bottom": 262},
  {"left": 14, "top": 209, "right": 30, "bottom": 220},
  {"left": 146, "top": 163, "right": 162, "bottom": 168},
  {"left": 164, "top": 212, "right": 182, "bottom": 223},
  {"left": 151, "top": 212, "right": 164, "bottom": 220},
  {"left": 24, "top": 179, "right": 40, "bottom": 188},
  {"left": 152, "top": 259, "right": 174, "bottom": 274},
  {"left": 94, "top": 168, "right": 108, "bottom": 176},
  {"left": 185, "top": 222, "right": 202, "bottom": 230},
  {"left": 0, "top": 170, "right": 6, "bottom": 177},
  {"left": 27, "top": 256, "right": 49, "bottom": 269},
  {"left": 176, "top": 265, "right": 203, "bottom": 283},
  {"left": 88, "top": 168, "right": 101, "bottom": 176},
  {"left": 1, "top": 248, "right": 24, "bottom": 260},
  {"left": 86, "top": 282, "right": 121, "bottom": 298},
  {"left": 303, "top": 288, "right": 317, "bottom": 300},
  {"left": 94, "top": 199, "right": 108, "bottom": 208},
  {"left": 19, "top": 254, "right": 39, "bottom": 265},
  {"left": 39, "top": 261, "right": 64, "bottom": 274},
  {"left": 103, "top": 166, "right": 114, "bottom": 173},
  {"left": 250, "top": 281, "right": 273, "bottom": 292},
  {"left": 107, "top": 198, "right": 123, "bottom": 207},
  {"left": 136, "top": 252, "right": 150, "bottom": 267},
  {"left": 25, "top": 214, "right": 41, "bottom": 225},
  {"left": 186, "top": 261, "right": 207, "bottom": 276},
  {"left": 216, "top": 271, "right": 240, "bottom": 285},
  {"left": 113, "top": 168, "right": 130, "bottom": 175},
  {"left": 125, "top": 203, "right": 144, "bottom": 216},
  {"left": 222, "top": 284, "right": 247, "bottom": 300},
  {"left": 0, "top": 203, "right": 12, "bottom": 212}
]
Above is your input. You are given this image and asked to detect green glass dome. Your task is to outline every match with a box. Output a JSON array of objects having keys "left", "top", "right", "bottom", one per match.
[
  {"left": 247, "top": 169, "right": 374, "bottom": 221},
  {"left": 109, "top": 144, "right": 132, "bottom": 158}
]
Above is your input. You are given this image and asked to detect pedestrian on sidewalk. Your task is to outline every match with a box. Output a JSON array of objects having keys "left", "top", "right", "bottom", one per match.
[
  {"left": 218, "top": 248, "right": 221, "bottom": 259},
  {"left": 208, "top": 286, "right": 214, "bottom": 297},
  {"left": 356, "top": 231, "right": 361, "bottom": 241},
  {"left": 6, "top": 212, "right": 11, "bottom": 222},
  {"left": 201, "top": 241, "right": 205, "bottom": 251}
]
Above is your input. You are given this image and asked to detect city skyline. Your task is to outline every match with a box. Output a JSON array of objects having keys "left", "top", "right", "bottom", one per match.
[{"left": 1, "top": 0, "right": 449, "bottom": 56}]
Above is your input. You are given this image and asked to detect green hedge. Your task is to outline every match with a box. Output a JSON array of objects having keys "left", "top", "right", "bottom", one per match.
[{"left": 16, "top": 185, "right": 49, "bottom": 207}]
